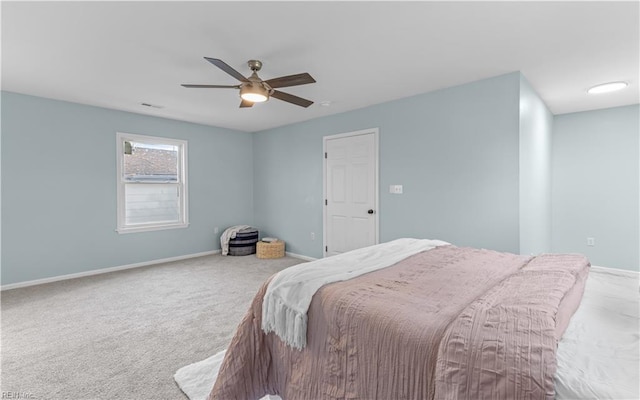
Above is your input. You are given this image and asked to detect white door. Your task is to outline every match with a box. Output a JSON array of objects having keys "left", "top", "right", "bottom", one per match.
[{"left": 323, "top": 129, "right": 378, "bottom": 257}]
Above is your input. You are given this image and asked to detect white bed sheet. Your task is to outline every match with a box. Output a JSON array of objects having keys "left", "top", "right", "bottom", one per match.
[{"left": 555, "top": 266, "right": 639, "bottom": 400}]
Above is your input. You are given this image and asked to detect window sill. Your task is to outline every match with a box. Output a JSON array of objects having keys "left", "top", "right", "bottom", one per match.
[{"left": 116, "top": 222, "right": 189, "bottom": 234}]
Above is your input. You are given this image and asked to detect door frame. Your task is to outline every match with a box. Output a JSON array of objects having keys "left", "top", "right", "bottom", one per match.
[{"left": 322, "top": 127, "right": 380, "bottom": 258}]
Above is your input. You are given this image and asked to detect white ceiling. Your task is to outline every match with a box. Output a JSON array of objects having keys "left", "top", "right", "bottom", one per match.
[{"left": 2, "top": 1, "right": 638, "bottom": 133}]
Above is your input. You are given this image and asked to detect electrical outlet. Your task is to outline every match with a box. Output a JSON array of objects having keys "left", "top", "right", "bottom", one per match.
[
  {"left": 214, "top": 227, "right": 219, "bottom": 234},
  {"left": 587, "top": 237, "right": 595, "bottom": 246},
  {"left": 310, "top": 232, "right": 315, "bottom": 240}
]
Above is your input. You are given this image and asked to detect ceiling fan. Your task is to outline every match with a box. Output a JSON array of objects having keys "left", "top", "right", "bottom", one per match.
[{"left": 182, "top": 58, "right": 316, "bottom": 108}]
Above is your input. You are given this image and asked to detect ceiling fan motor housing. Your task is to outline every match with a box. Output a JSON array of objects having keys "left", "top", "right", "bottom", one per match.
[{"left": 242, "top": 64, "right": 273, "bottom": 102}]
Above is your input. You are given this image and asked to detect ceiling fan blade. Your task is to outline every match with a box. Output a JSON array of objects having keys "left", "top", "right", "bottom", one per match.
[
  {"left": 271, "top": 90, "right": 314, "bottom": 108},
  {"left": 265, "top": 73, "right": 316, "bottom": 89},
  {"left": 204, "top": 57, "right": 249, "bottom": 83},
  {"left": 239, "top": 99, "right": 254, "bottom": 108},
  {"left": 181, "top": 84, "right": 240, "bottom": 89}
]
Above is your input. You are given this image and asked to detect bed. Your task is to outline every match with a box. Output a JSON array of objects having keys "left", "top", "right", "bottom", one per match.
[{"left": 174, "top": 239, "right": 639, "bottom": 400}]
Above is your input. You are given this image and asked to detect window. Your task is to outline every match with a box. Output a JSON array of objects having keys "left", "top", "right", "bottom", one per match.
[{"left": 116, "top": 132, "right": 188, "bottom": 233}]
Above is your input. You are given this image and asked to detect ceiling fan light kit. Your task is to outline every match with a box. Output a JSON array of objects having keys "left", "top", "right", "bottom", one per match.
[
  {"left": 240, "top": 84, "right": 269, "bottom": 103},
  {"left": 182, "top": 58, "right": 316, "bottom": 108}
]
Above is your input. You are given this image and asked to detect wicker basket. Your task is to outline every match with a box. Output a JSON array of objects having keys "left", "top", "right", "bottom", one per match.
[{"left": 256, "top": 240, "right": 285, "bottom": 259}]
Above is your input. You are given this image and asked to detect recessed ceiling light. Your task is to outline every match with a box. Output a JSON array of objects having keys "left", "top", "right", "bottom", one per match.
[
  {"left": 587, "top": 81, "right": 628, "bottom": 94},
  {"left": 319, "top": 101, "right": 333, "bottom": 107}
]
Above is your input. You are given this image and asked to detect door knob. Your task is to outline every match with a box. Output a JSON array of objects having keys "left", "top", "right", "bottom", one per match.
[{"left": 368, "top": 209, "right": 375, "bottom": 214}]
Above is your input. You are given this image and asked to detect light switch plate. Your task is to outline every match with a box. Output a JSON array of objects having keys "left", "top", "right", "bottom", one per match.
[{"left": 390, "top": 185, "right": 403, "bottom": 194}]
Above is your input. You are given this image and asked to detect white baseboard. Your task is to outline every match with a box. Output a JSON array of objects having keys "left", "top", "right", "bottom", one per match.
[
  {"left": 9, "top": 253, "right": 628, "bottom": 291},
  {"left": 591, "top": 265, "right": 639, "bottom": 278},
  {"left": 1, "top": 250, "right": 221, "bottom": 291},
  {"left": 286, "top": 251, "right": 318, "bottom": 262}
]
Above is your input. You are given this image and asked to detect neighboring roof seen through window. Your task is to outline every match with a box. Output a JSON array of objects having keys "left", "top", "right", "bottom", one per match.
[{"left": 123, "top": 142, "right": 178, "bottom": 182}]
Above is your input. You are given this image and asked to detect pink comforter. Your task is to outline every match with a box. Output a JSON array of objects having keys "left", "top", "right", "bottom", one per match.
[{"left": 209, "top": 245, "right": 589, "bottom": 400}]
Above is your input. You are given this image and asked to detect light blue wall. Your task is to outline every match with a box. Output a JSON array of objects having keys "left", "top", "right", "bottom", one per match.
[
  {"left": 1, "top": 91, "right": 254, "bottom": 285},
  {"left": 552, "top": 104, "right": 639, "bottom": 271},
  {"left": 254, "top": 73, "right": 522, "bottom": 258},
  {"left": 519, "top": 75, "right": 553, "bottom": 255},
  {"left": 5, "top": 76, "right": 635, "bottom": 286}
]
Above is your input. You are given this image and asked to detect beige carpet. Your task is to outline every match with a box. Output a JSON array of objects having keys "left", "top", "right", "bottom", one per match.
[{"left": 1, "top": 254, "right": 304, "bottom": 400}]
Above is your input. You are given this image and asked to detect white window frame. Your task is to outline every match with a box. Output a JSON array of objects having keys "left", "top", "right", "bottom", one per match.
[{"left": 116, "top": 132, "right": 189, "bottom": 234}]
